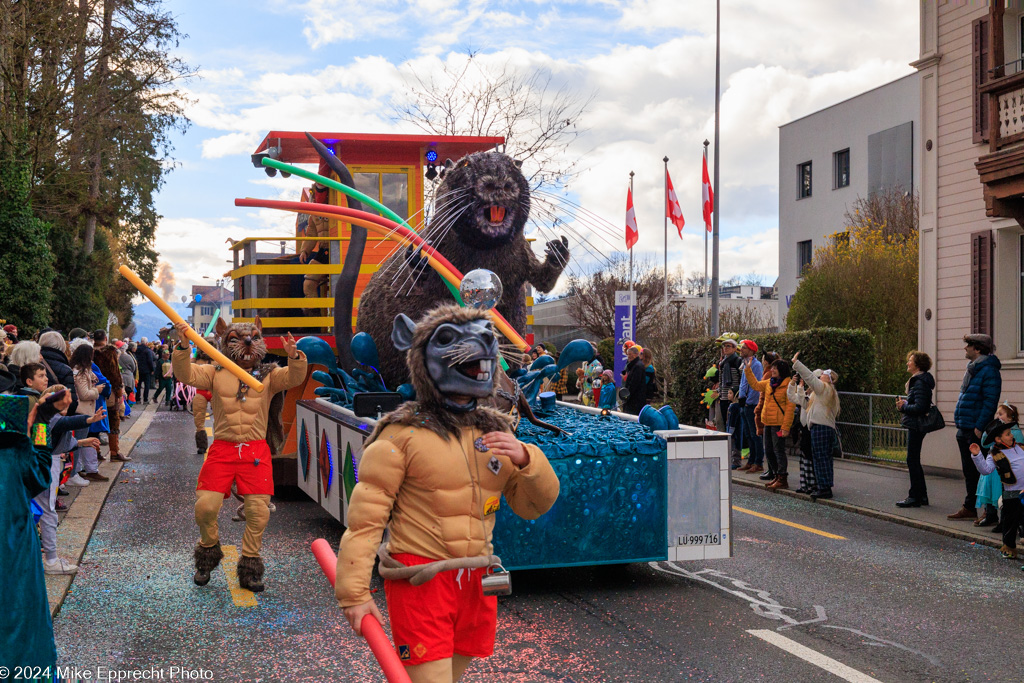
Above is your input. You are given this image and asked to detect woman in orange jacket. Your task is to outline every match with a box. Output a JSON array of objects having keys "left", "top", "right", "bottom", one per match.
[{"left": 743, "top": 356, "right": 796, "bottom": 490}]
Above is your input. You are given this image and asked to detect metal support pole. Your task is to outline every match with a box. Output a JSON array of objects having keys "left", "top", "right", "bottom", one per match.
[
  {"left": 868, "top": 394, "right": 874, "bottom": 460},
  {"left": 710, "top": 0, "right": 721, "bottom": 338},
  {"left": 663, "top": 156, "right": 669, "bottom": 304},
  {"left": 629, "top": 170, "right": 635, "bottom": 338}
]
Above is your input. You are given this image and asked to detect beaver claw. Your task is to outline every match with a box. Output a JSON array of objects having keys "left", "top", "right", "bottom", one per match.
[{"left": 544, "top": 235, "right": 569, "bottom": 265}]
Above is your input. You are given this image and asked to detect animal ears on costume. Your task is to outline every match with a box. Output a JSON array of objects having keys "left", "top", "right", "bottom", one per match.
[
  {"left": 215, "top": 317, "right": 228, "bottom": 338},
  {"left": 252, "top": 315, "right": 263, "bottom": 335},
  {"left": 392, "top": 314, "right": 416, "bottom": 353}
]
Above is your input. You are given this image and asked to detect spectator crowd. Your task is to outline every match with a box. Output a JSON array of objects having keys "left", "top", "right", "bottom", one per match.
[{"left": 0, "top": 323, "right": 182, "bottom": 578}]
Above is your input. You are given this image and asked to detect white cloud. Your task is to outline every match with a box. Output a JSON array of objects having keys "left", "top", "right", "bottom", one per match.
[{"left": 163, "top": 0, "right": 919, "bottom": 290}]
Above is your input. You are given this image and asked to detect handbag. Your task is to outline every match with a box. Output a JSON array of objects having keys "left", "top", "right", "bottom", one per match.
[{"left": 917, "top": 404, "right": 945, "bottom": 433}]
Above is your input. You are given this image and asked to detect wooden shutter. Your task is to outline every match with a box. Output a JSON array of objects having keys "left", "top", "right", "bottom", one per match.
[
  {"left": 974, "top": 16, "right": 990, "bottom": 144},
  {"left": 971, "top": 230, "right": 993, "bottom": 335}
]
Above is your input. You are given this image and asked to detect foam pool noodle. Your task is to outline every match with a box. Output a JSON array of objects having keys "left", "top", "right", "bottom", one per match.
[{"left": 556, "top": 340, "right": 596, "bottom": 371}]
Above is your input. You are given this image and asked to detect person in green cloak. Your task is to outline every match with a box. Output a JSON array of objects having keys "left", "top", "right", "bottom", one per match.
[{"left": 0, "top": 389, "right": 58, "bottom": 671}]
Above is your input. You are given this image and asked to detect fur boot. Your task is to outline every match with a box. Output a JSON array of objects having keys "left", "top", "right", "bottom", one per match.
[
  {"left": 195, "top": 430, "right": 208, "bottom": 455},
  {"left": 237, "top": 555, "right": 265, "bottom": 593},
  {"left": 193, "top": 542, "right": 223, "bottom": 586}
]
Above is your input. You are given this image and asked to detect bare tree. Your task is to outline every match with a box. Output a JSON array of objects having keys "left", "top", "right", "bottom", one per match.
[
  {"left": 843, "top": 186, "right": 919, "bottom": 240},
  {"left": 684, "top": 272, "right": 710, "bottom": 296},
  {"left": 565, "top": 255, "right": 667, "bottom": 340},
  {"left": 393, "top": 52, "right": 593, "bottom": 192}
]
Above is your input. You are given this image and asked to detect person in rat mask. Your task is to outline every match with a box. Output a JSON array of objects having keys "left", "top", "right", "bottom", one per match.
[
  {"left": 336, "top": 305, "right": 559, "bottom": 683},
  {"left": 172, "top": 317, "right": 307, "bottom": 592}
]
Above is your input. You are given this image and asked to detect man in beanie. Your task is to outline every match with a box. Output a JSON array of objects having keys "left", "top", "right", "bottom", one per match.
[{"left": 950, "top": 333, "right": 1002, "bottom": 521}]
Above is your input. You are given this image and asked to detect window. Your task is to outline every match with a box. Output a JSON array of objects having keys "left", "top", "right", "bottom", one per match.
[
  {"left": 797, "top": 162, "right": 812, "bottom": 199},
  {"left": 353, "top": 171, "right": 411, "bottom": 220},
  {"left": 833, "top": 149, "right": 850, "bottom": 189},
  {"left": 797, "top": 240, "right": 813, "bottom": 276},
  {"left": 200, "top": 305, "right": 214, "bottom": 316}
]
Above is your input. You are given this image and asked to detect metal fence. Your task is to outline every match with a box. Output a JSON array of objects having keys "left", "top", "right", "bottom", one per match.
[{"left": 835, "top": 392, "right": 907, "bottom": 465}]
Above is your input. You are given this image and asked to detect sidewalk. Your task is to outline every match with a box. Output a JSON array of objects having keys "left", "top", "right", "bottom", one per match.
[
  {"left": 732, "top": 458, "right": 1005, "bottom": 549},
  {"left": 46, "top": 403, "right": 157, "bottom": 616}
]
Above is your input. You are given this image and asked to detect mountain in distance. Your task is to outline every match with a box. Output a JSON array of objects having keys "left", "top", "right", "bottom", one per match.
[{"left": 129, "top": 301, "right": 189, "bottom": 341}]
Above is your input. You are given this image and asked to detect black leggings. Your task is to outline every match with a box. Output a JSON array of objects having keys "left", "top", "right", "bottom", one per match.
[{"left": 1003, "top": 495, "right": 1022, "bottom": 550}]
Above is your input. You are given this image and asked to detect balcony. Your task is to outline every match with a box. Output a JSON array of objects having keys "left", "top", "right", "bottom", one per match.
[{"left": 977, "top": 69, "right": 1024, "bottom": 221}]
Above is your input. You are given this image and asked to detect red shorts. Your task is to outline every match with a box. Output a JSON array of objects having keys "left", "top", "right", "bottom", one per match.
[
  {"left": 196, "top": 439, "right": 273, "bottom": 497},
  {"left": 384, "top": 553, "right": 497, "bottom": 666}
]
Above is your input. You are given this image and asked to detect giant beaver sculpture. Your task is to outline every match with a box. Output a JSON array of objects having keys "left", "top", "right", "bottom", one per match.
[{"left": 357, "top": 151, "right": 569, "bottom": 388}]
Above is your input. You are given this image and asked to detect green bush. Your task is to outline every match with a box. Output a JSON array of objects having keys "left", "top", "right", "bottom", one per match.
[
  {"left": 669, "top": 327, "right": 877, "bottom": 428},
  {"left": 597, "top": 337, "right": 615, "bottom": 368}
]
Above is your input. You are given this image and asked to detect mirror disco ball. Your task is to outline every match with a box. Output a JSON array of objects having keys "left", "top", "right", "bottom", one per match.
[{"left": 459, "top": 269, "right": 503, "bottom": 310}]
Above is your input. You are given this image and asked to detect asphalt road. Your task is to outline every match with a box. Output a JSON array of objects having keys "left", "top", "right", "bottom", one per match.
[{"left": 52, "top": 408, "right": 1024, "bottom": 682}]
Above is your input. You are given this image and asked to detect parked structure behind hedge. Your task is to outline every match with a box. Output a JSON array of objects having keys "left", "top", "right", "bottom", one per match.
[{"left": 669, "top": 327, "right": 877, "bottom": 428}]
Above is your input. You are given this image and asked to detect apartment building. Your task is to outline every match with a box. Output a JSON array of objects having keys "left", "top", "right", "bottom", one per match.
[
  {"left": 917, "top": 1, "right": 1024, "bottom": 471},
  {"left": 778, "top": 74, "right": 920, "bottom": 325}
]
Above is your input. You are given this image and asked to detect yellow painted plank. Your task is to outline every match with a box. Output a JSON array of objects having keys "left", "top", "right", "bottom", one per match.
[
  {"left": 526, "top": 315, "right": 535, "bottom": 325},
  {"left": 231, "top": 263, "right": 380, "bottom": 277},
  {"left": 732, "top": 506, "right": 846, "bottom": 540},
  {"left": 230, "top": 316, "right": 344, "bottom": 327},
  {"left": 526, "top": 296, "right": 534, "bottom": 306},
  {"left": 233, "top": 298, "right": 337, "bottom": 309},
  {"left": 220, "top": 545, "right": 259, "bottom": 607}
]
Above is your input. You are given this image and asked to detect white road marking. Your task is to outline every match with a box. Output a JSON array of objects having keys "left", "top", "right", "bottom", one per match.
[{"left": 747, "top": 629, "right": 884, "bottom": 683}]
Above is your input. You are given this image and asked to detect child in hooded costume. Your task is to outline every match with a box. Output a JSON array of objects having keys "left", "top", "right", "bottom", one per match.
[
  {"left": 0, "top": 394, "right": 58, "bottom": 670},
  {"left": 336, "top": 305, "right": 560, "bottom": 683}
]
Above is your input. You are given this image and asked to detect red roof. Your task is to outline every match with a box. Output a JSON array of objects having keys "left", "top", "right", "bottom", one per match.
[
  {"left": 253, "top": 131, "right": 505, "bottom": 166},
  {"left": 188, "top": 286, "right": 233, "bottom": 307}
]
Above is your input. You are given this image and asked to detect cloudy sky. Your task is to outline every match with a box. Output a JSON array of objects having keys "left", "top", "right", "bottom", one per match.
[{"left": 154, "top": 0, "right": 919, "bottom": 302}]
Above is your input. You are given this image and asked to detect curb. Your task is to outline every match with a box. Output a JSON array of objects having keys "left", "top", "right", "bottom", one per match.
[
  {"left": 47, "top": 404, "right": 158, "bottom": 617},
  {"left": 731, "top": 475, "right": 1003, "bottom": 550}
]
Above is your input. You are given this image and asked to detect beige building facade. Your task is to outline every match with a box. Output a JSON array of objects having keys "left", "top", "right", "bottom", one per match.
[{"left": 917, "top": 2, "right": 1024, "bottom": 472}]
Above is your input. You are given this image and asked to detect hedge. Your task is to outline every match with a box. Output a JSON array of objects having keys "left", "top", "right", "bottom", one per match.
[{"left": 669, "top": 327, "right": 877, "bottom": 428}]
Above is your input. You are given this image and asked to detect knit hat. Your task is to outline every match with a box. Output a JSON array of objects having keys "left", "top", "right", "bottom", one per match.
[
  {"left": 38, "top": 331, "right": 67, "bottom": 353},
  {"left": 963, "top": 333, "right": 995, "bottom": 355},
  {"left": 68, "top": 337, "right": 93, "bottom": 355},
  {"left": 602, "top": 369, "right": 614, "bottom": 381},
  {"left": 3, "top": 324, "right": 17, "bottom": 337},
  {"left": 69, "top": 328, "right": 88, "bottom": 341},
  {"left": 739, "top": 339, "right": 758, "bottom": 353}
]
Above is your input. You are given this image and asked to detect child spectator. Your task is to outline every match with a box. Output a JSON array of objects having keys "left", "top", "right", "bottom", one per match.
[
  {"left": 970, "top": 420, "right": 1024, "bottom": 559},
  {"left": 17, "top": 362, "right": 49, "bottom": 412},
  {"left": 598, "top": 369, "right": 617, "bottom": 410},
  {"left": 977, "top": 403, "right": 1022, "bottom": 530},
  {"left": 32, "top": 387, "right": 105, "bottom": 574}
]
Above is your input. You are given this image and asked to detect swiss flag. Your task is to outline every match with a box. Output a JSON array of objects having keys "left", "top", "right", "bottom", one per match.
[
  {"left": 625, "top": 187, "right": 639, "bottom": 250},
  {"left": 666, "top": 170, "right": 685, "bottom": 238},
  {"left": 702, "top": 153, "right": 714, "bottom": 233}
]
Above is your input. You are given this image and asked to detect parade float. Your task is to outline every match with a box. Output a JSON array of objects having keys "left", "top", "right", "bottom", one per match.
[{"left": 220, "top": 131, "right": 733, "bottom": 569}]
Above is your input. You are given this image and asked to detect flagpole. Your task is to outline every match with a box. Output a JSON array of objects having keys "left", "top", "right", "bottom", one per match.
[
  {"left": 663, "top": 156, "right": 669, "bottom": 304},
  {"left": 710, "top": 0, "right": 721, "bottom": 338},
  {"left": 703, "top": 140, "right": 710, "bottom": 333},
  {"left": 629, "top": 170, "right": 635, "bottom": 337}
]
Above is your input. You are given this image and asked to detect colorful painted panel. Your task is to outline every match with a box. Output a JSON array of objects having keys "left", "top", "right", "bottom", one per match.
[
  {"left": 298, "top": 419, "right": 311, "bottom": 482},
  {"left": 343, "top": 442, "right": 358, "bottom": 502},
  {"left": 319, "top": 430, "right": 334, "bottom": 496}
]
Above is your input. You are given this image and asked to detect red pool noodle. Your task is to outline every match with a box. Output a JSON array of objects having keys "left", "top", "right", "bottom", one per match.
[{"left": 311, "top": 539, "right": 412, "bottom": 683}]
